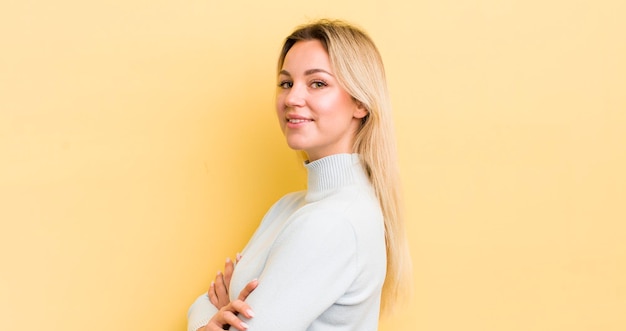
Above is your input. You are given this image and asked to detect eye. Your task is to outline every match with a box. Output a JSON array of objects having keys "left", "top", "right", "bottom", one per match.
[
  {"left": 310, "top": 80, "right": 327, "bottom": 89},
  {"left": 278, "top": 81, "right": 293, "bottom": 89}
]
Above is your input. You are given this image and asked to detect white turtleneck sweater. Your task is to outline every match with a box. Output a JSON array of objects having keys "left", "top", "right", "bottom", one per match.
[{"left": 188, "top": 153, "right": 386, "bottom": 331}]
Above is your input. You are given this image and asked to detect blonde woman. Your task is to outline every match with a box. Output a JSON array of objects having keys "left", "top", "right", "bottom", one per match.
[{"left": 188, "top": 19, "right": 411, "bottom": 331}]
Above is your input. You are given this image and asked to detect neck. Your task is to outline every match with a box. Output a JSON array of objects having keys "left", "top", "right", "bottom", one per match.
[{"left": 304, "top": 153, "right": 369, "bottom": 202}]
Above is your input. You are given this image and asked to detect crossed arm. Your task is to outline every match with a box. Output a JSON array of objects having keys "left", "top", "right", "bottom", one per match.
[
  {"left": 197, "top": 255, "right": 258, "bottom": 331},
  {"left": 192, "top": 213, "right": 360, "bottom": 331}
]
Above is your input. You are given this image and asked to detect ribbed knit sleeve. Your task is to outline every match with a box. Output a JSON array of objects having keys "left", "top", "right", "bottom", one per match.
[{"left": 187, "top": 293, "right": 217, "bottom": 331}]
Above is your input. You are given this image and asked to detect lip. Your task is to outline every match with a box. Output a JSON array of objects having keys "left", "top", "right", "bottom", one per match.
[{"left": 285, "top": 114, "right": 313, "bottom": 128}]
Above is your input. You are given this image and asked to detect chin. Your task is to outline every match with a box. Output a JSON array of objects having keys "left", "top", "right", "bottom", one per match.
[
  {"left": 285, "top": 137, "right": 307, "bottom": 151},
  {"left": 286, "top": 143, "right": 307, "bottom": 152}
]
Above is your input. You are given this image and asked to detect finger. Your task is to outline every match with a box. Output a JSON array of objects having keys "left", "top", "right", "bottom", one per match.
[
  {"left": 224, "top": 257, "right": 234, "bottom": 289},
  {"left": 207, "top": 307, "right": 249, "bottom": 331},
  {"left": 231, "top": 299, "right": 255, "bottom": 320},
  {"left": 205, "top": 323, "right": 226, "bottom": 331},
  {"left": 236, "top": 252, "right": 242, "bottom": 263},
  {"left": 237, "top": 279, "right": 259, "bottom": 302},
  {"left": 206, "top": 313, "right": 239, "bottom": 331},
  {"left": 206, "top": 310, "right": 231, "bottom": 331},
  {"left": 222, "top": 308, "right": 250, "bottom": 330},
  {"left": 215, "top": 271, "right": 229, "bottom": 303},
  {"left": 208, "top": 281, "right": 218, "bottom": 307}
]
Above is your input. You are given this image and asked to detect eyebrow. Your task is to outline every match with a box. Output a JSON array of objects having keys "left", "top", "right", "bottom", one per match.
[{"left": 279, "top": 68, "right": 334, "bottom": 77}]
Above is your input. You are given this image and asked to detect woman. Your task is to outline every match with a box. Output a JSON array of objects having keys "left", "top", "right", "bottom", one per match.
[{"left": 188, "top": 19, "right": 411, "bottom": 331}]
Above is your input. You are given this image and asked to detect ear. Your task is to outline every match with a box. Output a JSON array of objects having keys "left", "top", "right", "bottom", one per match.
[{"left": 353, "top": 100, "right": 368, "bottom": 119}]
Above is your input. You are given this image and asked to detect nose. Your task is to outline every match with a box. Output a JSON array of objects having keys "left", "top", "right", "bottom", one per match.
[{"left": 284, "top": 83, "right": 306, "bottom": 108}]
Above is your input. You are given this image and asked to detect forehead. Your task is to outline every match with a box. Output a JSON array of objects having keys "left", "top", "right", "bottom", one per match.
[{"left": 281, "top": 40, "right": 331, "bottom": 72}]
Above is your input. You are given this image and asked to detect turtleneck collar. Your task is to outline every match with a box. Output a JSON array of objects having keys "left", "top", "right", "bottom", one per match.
[{"left": 304, "top": 153, "right": 370, "bottom": 202}]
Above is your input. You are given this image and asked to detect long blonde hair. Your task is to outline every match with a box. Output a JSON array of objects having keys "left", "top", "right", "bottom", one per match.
[{"left": 277, "top": 19, "right": 412, "bottom": 313}]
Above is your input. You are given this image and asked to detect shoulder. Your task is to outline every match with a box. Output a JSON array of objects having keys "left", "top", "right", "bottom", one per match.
[
  {"left": 278, "top": 187, "right": 381, "bottom": 244},
  {"left": 281, "top": 207, "right": 357, "bottom": 242},
  {"left": 274, "top": 190, "right": 305, "bottom": 206},
  {"left": 270, "top": 208, "right": 360, "bottom": 273},
  {"left": 263, "top": 190, "right": 305, "bottom": 216},
  {"left": 251, "top": 190, "right": 306, "bottom": 234},
  {"left": 313, "top": 185, "right": 382, "bottom": 225}
]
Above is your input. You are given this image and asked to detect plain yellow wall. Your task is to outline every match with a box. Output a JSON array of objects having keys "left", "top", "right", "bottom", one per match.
[{"left": 1, "top": 1, "right": 624, "bottom": 330}]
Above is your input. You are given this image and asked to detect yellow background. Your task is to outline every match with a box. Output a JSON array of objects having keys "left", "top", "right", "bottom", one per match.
[{"left": 1, "top": 0, "right": 624, "bottom": 330}]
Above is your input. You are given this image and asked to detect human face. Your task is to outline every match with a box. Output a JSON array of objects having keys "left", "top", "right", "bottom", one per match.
[{"left": 276, "top": 40, "right": 367, "bottom": 162}]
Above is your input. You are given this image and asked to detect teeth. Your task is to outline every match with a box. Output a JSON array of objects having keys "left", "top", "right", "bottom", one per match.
[{"left": 288, "top": 119, "right": 310, "bottom": 123}]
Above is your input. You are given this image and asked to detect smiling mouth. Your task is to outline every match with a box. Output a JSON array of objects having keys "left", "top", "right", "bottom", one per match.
[{"left": 287, "top": 118, "right": 312, "bottom": 123}]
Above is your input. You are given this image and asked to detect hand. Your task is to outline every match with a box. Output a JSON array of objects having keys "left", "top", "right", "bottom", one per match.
[
  {"left": 209, "top": 253, "right": 242, "bottom": 309},
  {"left": 204, "top": 279, "right": 258, "bottom": 331}
]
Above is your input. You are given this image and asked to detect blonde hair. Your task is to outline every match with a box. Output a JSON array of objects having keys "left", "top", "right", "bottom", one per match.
[{"left": 277, "top": 19, "right": 412, "bottom": 313}]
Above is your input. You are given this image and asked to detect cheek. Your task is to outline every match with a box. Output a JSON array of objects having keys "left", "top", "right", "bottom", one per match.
[{"left": 316, "top": 92, "right": 356, "bottom": 118}]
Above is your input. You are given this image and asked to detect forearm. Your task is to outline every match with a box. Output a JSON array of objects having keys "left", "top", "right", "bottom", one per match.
[{"left": 187, "top": 293, "right": 218, "bottom": 331}]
